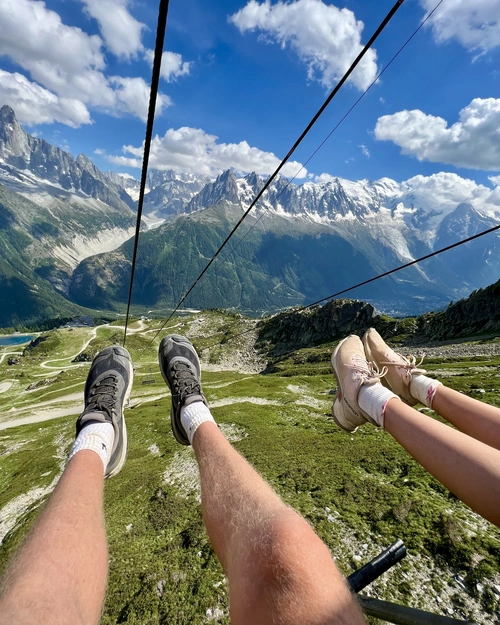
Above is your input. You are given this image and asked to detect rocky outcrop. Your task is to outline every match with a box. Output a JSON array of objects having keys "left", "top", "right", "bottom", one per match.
[
  {"left": 417, "top": 280, "right": 500, "bottom": 341},
  {"left": 257, "top": 280, "right": 500, "bottom": 356},
  {"left": 257, "top": 298, "right": 410, "bottom": 355}
]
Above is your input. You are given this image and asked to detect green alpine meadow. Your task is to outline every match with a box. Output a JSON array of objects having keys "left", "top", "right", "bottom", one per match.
[{"left": 1, "top": 301, "right": 499, "bottom": 624}]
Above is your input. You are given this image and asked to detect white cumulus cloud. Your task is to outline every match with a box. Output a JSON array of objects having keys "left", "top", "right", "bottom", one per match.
[
  {"left": 229, "top": 0, "right": 378, "bottom": 91},
  {"left": 0, "top": 70, "right": 91, "bottom": 127},
  {"left": 109, "top": 76, "right": 171, "bottom": 122},
  {"left": 405, "top": 172, "right": 496, "bottom": 207},
  {"left": 0, "top": 0, "right": 169, "bottom": 124},
  {"left": 404, "top": 172, "right": 500, "bottom": 218},
  {"left": 144, "top": 50, "right": 192, "bottom": 82},
  {"left": 313, "top": 173, "right": 337, "bottom": 183},
  {"left": 374, "top": 98, "right": 500, "bottom": 171},
  {"left": 81, "top": 0, "right": 146, "bottom": 59},
  {"left": 104, "top": 126, "right": 307, "bottom": 178},
  {"left": 421, "top": 0, "right": 500, "bottom": 53}
]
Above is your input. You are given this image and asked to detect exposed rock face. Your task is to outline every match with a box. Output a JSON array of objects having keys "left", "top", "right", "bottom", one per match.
[
  {"left": 257, "top": 299, "right": 389, "bottom": 354},
  {"left": 185, "top": 170, "right": 240, "bottom": 213},
  {"left": 0, "top": 105, "right": 134, "bottom": 211},
  {"left": 418, "top": 279, "right": 500, "bottom": 341},
  {"left": 23, "top": 335, "right": 48, "bottom": 355},
  {"left": 258, "top": 281, "right": 500, "bottom": 356}
]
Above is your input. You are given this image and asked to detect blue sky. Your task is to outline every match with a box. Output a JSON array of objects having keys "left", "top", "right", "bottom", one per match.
[{"left": 0, "top": 0, "right": 498, "bottom": 192}]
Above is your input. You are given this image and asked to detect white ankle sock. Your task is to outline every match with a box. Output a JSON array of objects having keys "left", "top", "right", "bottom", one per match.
[
  {"left": 68, "top": 421, "right": 114, "bottom": 473},
  {"left": 358, "top": 384, "right": 399, "bottom": 428},
  {"left": 410, "top": 375, "right": 442, "bottom": 408},
  {"left": 181, "top": 402, "right": 216, "bottom": 444}
]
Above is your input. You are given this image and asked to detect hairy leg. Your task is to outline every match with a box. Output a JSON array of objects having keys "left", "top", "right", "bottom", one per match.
[
  {"left": 193, "top": 421, "right": 364, "bottom": 625},
  {"left": 0, "top": 451, "right": 108, "bottom": 625},
  {"left": 385, "top": 399, "right": 500, "bottom": 527},
  {"left": 432, "top": 385, "right": 500, "bottom": 450}
]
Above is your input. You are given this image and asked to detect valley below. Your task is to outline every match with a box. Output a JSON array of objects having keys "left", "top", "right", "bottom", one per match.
[{"left": 1, "top": 312, "right": 499, "bottom": 624}]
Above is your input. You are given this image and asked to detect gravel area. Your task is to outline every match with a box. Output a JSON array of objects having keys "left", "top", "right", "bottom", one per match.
[{"left": 402, "top": 342, "right": 500, "bottom": 360}]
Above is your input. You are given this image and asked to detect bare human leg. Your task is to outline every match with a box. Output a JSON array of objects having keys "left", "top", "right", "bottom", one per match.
[
  {"left": 0, "top": 345, "right": 133, "bottom": 625},
  {"left": 193, "top": 421, "right": 365, "bottom": 625},
  {"left": 0, "top": 451, "right": 107, "bottom": 625},
  {"left": 331, "top": 334, "right": 500, "bottom": 528},
  {"left": 384, "top": 398, "right": 500, "bottom": 528},
  {"left": 432, "top": 385, "right": 500, "bottom": 451}
]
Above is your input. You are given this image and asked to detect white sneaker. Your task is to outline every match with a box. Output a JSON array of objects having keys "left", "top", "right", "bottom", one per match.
[
  {"left": 363, "top": 328, "right": 425, "bottom": 406},
  {"left": 331, "top": 335, "right": 386, "bottom": 432}
]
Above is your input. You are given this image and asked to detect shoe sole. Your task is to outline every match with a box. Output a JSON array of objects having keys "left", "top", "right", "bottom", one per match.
[
  {"left": 158, "top": 335, "right": 200, "bottom": 446},
  {"left": 331, "top": 337, "right": 360, "bottom": 432},
  {"left": 106, "top": 353, "right": 134, "bottom": 479}
]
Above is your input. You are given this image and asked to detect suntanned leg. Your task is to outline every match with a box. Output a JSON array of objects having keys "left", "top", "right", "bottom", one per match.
[
  {"left": 331, "top": 334, "right": 500, "bottom": 529},
  {"left": 0, "top": 451, "right": 107, "bottom": 625},
  {"left": 0, "top": 346, "right": 133, "bottom": 625},
  {"left": 193, "top": 421, "right": 365, "bottom": 625},
  {"left": 432, "top": 385, "right": 500, "bottom": 450},
  {"left": 159, "top": 334, "right": 365, "bottom": 625},
  {"left": 384, "top": 399, "right": 500, "bottom": 528},
  {"left": 362, "top": 329, "right": 500, "bottom": 450}
]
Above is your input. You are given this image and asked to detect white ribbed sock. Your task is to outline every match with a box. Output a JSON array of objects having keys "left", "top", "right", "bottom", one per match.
[
  {"left": 181, "top": 402, "right": 216, "bottom": 444},
  {"left": 410, "top": 375, "right": 442, "bottom": 408},
  {"left": 358, "top": 384, "right": 400, "bottom": 428},
  {"left": 68, "top": 421, "right": 114, "bottom": 473}
]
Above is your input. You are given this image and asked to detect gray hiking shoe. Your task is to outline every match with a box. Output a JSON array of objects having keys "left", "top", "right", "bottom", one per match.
[
  {"left": 158, "top": 334, "right": 208, "bottom": 446},
  {"left": 76, "top": 345, "right": 133, "bottom": 478}
]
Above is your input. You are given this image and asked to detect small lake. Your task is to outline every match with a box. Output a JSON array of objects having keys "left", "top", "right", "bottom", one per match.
[{"left": 0, "top": 335, "right": 35, "bottom": 347}]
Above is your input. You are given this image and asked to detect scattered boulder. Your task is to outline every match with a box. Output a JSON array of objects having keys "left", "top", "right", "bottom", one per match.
[
  {"left": 72, "top": 351, "right": 93, "bottom": 363},
  {"left": 23, "top": 335, "right": 48, "bottom": 356},
  {"left": 26, "top": 376, "right": 57, "bottom": 391}
]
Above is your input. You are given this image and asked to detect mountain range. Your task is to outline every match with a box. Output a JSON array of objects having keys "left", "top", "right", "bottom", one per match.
[
  {"left": 0, "top": 104, "right": 499, "bottom": 326},
  {"left": 78, "top": 169, "right": 500, "bottom": 317}
]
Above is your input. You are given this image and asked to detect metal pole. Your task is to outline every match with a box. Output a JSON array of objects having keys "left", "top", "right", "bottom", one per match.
[
  {"left": 348, "top": 539, "right": 406, "bottom": 593},
  {"left": 358, "top": 596, "right": 474, "bottom": 625}
]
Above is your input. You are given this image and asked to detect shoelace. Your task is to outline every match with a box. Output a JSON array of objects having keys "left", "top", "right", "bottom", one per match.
[
  {"left": 349, "top": 353, "right": 388, "bottom": 380},
  {"left": 172, "top": 362, "right": 201, "bottom": 400},
  {"left": 380, "top": 353, "right": 426, "bottom": 374},
  {"left": 85, "top": 375, "right": 118, "bottom": 418}
]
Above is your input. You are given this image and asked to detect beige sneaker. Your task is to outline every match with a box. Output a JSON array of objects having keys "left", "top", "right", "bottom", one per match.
[
  {"left": 363, "top": 328, "right": 425, "bottom": 406},
  {"left": 331, "top": 335, "right": 385, "bottom": 432}
]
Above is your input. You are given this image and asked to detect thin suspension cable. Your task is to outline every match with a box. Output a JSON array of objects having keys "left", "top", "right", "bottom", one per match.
[
  {"left": 200, "top": 224, "right": 500, "bottom": 351},
  {"left": 218, "top": 0, "right": 445, "bottom": 267},
  {"left": 146, "top": 0, "right": 406, "bottom": 348},
  {"left": 123, "top": 0, "right": 170, "bottom": 347}
]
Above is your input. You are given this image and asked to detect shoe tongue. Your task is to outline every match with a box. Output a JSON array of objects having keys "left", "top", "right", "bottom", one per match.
[
  {"left": 183, "top": 394, "right": 205, "bottom": 408},
  {"left": 79, "top": 411, "right": 110, "bottom": 427}
]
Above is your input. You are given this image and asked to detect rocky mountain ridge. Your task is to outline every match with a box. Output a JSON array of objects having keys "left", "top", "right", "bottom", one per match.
[
  {"left": 1, "top": 104, "right": 499, "bottom": 324},
  {"left": 0, "top": 106, "right": 134, "bottom": 212},
  {"left": 0, "top": 106, "right": 138, "bottom": 325}
]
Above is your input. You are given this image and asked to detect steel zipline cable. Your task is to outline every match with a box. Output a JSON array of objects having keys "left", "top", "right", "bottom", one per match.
[
  {"left": 199, "top": 224, "right": 500, "bottom": 352},
  {"left": 122, "top": 0, "right": 170, "bottom": 348},
  {"left": 217, "top": 0, "right": 445, "bottom": 268},
  {"left": 146, "top": 0, "right": 406, "bottom": 349}
]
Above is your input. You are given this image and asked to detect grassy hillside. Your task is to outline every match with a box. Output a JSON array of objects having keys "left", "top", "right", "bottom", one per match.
[
  {"left": 0, "top": 313, "right": 499, "bottom": 624},
  {"left": 68, "top": 202, "right": 451, "bottom": 316}
]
